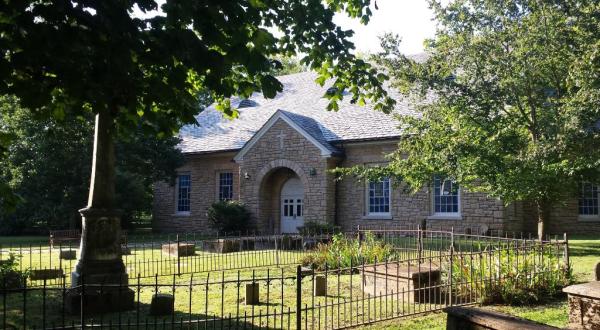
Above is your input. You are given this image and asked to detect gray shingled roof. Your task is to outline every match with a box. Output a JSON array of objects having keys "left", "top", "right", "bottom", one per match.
[{"left": 179, "top": 71, "right": 419, "bottom": 154}]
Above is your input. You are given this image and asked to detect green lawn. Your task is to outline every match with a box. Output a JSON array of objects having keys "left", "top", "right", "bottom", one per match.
[{"left": 0, "top": 234, "right": 597, "bottom": 329}]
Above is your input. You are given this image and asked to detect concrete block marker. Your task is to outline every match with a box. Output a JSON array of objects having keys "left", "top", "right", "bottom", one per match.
[
  {"left": 245, "top": 283, "right": 259, "bottom": 305},
  {"left": 149, "top": 293, "right": 175, "bottom": 316}
]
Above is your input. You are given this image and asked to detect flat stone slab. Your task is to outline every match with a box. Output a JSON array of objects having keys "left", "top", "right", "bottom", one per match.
[
  {"left": 444, "top": 306, "right": 560, "bottom": 330},
  {"left": 161, "top": 243, "right": 195, "bottom": 257},
  {"left": 563, "top": 281, "right": 600, "bottom": 298},
  {"left": 202, "top": 238, "right": 251, "bottom": 253},
  {"left": 564, "top": 282, "right": 600, "bottom": 329},
  {"left": 59, "top": 250, "right": 77, "bottom": 260},
  {"left": 361, "top": 262, "right": 441, "bottom": 303},
  {"left": 30, "top": 268, "right": 64, "bottom": 281}
]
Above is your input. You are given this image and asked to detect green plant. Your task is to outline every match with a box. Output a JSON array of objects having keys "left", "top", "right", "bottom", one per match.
[
  {"left": 207, "top": 201, "right": 252, "bottom": 234},
  {"left": 445, "top": 245, "right": 572, "bottom": 305},
  {"left": 301, "top": 232, "right": 394, "bottom": 270},
  {"left": 0, "top": 253, "right": 28, "bottom": 289},
  {"left": 297, "top": 221, "right": 340, "bottom": 235}
]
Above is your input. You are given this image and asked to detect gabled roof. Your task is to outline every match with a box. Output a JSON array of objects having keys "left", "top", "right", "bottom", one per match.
[
  {"left": 179, "top": 71, "right": 421, "bottom": 154},
  {"left": 233, "top": 110, "right": 341, "bottom": 162}
]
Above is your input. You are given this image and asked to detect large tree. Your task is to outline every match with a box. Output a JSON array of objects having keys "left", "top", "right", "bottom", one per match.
[
  {"left": 0, "top": 95, "right": 183, "bottom": 234},
  {"left": 348, "top": 0, "right": 599, "bottom": 239},
  {"left": 0, "top": 0, "right": 394, "bottom": 297}
]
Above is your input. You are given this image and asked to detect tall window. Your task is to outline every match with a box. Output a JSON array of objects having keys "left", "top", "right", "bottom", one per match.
[
  {"left": 433, "top": 176, "right": 460, "bottom": 215},
  {"left": 579, "top": 182, "right": 599, "bottom": 216},
  {"left": 219, "top": 172, "right": 233, "bottom": 201},
  {"left": 177, "top": 174, "right": 191, "bottom": 213},
  {"left": 368, "top": 177, "right": 391, "bottom": 215}
]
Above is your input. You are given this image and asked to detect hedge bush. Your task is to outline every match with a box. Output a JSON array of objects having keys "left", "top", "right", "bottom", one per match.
[{"left": 207, "top": 201, "right": 252, "bottom": 234}]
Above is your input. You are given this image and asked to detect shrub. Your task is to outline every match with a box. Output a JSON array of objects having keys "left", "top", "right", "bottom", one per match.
[
  {"left": 301, "top": 232, "right": 394, "bottom": 270},
  {"left": 207, "top": 201, "right": 252, "bottom": 234},
  {"left": 297, "top": 221, "right": 340, "bottom": 235},
  {"left": 445, "top": 245, "right": 572, "bottom": 305},
  {"left": 0, "top": 253, "right": 28, "bottom": 289}
]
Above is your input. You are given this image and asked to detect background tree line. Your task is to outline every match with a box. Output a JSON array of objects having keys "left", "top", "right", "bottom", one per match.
[{"left": 0, "top": 95, "right": 184, "bottom": 234}]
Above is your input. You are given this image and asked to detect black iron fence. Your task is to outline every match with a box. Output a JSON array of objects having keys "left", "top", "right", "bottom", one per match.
[{"left": 0, "top": 228, "right": 569, "bottom": 329}]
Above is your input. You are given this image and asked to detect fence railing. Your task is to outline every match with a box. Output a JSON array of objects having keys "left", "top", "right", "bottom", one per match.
[{"left": 0, "top": 228, "right": 569, "bottom": 329}]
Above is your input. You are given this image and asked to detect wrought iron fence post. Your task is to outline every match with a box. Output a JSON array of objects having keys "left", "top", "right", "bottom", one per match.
[
  {"left": 448, "top": 228, "right": 455, "bottom": 306},
  {"left": 275, "top": 234, "right": 280, "bottom": 267},
  {"left": 296, "top": 265, "right": 302, "bottom": 329},
  {"left": 417, "top": 225, "right": 423, "bottom": 264},
  {"left": 176, "top": 234, "right": 181, "bottom": 276},
  {"left": 80, "top": 274, "right": 85, "bottom": 330},
  {"left": 563, "top": 232, "right": 570, "bottom": 272}
]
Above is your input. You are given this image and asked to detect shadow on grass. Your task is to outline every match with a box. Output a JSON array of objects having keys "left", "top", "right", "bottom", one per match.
[{"left": 2, "top": 289, "right": 285, "bottom": 329}]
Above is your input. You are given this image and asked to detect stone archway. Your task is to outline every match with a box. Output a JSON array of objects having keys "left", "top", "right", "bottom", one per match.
[{"left": 254, "top": 159, "right": 310, "bottom": 233}]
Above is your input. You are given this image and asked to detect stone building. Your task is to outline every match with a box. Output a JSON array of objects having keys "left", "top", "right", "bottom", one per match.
[{"left": 153, "top": 72, "right": 599, "bottom": 235}]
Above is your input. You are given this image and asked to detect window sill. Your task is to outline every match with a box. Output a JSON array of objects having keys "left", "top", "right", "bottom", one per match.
[
  {"left": 172, "top": 212, "right": 191, "bottom": 217},
  {"left": 427, "top": 215, "right": 462, "bottom": 221},
  {"left": 578, "top": 215, "right": 600, "bottom": 222},
  {"left": 362, "top": 214, "right": 393, "bottom": 220}
]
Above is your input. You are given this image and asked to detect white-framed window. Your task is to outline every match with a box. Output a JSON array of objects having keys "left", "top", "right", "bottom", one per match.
[
  {"left": 218, "top": 172, "right": 234, "bottom": 201},
  {"left": 579, "top": 182, "right": 599, "bottom": 217},
  {"left": 433, "top": 176, "right": 460, "bottom": 216},
  {"left": 367, "top": 177, "right": 391, "bottom": 216},
  {"left": 176, "top": 174, "right": 191, "bottom": 213}
]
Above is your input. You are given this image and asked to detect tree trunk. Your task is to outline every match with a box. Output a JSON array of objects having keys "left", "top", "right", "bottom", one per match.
[{"left": 536, "top": 200, "right": 550, "bottom": 241}]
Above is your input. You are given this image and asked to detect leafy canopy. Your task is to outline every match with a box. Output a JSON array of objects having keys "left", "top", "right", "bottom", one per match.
[
  {"left": 0, "top": 0, "right": 394, "bottom": 129},
  {"left": 0, "top": 96, "right": 183, "bottom": 233},
  {"left": 0, "top": 0, "right": 395, "bottom": 213},
  {"left": 339, "top": 0, "right": 600, "bottom": 208}
]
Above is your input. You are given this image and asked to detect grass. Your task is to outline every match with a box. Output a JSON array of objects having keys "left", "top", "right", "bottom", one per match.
[
  {"left": 364, "top": 234, "right": 598, "bottom": 329},
  {"left": 0, "top": 233, "right": 596, "bottom": 329}
]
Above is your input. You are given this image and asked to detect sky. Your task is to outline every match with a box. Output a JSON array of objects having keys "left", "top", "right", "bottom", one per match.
[
  {"left": 132, "top": 1, "right": 437, "bottom": 55},
  {"left": 334, "top": 0, "right": 437, "bottom": 55}
]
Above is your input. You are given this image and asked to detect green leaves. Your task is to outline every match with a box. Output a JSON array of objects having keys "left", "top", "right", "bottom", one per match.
[
  {"left": 0, "top": 96, "right": 184, "bottom": 231},
  {"left": 342, "top": 1, "right": 600, "bottom": 217}
]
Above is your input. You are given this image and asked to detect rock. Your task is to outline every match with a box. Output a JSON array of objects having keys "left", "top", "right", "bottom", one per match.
[{"left": 149, "top": 293, "right": 174, "bottom": 316}]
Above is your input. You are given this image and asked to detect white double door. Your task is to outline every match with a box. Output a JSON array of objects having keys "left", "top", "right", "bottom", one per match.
[{"left": 281, "top": 177, "right": 304, "bottom": 233}]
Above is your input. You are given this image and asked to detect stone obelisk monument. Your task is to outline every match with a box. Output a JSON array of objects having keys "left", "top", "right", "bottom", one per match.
[{"left": 67, "top": 109, "right": 134, "bottom": 313}]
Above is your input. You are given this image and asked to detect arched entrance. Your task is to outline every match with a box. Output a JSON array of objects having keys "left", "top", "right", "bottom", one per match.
[
  {"left": 254, "top": 160, "right": 310, "bottom": 233},
  {"left": 280, "top": 177, "right": 304, "bottom": 233}
]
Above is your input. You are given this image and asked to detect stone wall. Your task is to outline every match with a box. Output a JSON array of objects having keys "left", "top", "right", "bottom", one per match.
[
  {"left": 335, "top": 141, "right": 507, "bottom": 233},
  {"left": 152, "top": 132, "right": 597, "bottom": 234},
  {"left": 521, "top": 199, "right": 600, "bottom": 235},
  {"left": 152, "top": 152, "right": 239, "bottom": 232},
  {"left": 236, "top": 118, "right": 339, "bottom": 232}
]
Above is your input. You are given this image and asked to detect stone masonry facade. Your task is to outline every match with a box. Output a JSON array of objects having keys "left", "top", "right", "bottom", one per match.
[{"left": 153, "top": 119, "right": 595, "bottom": 235}]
